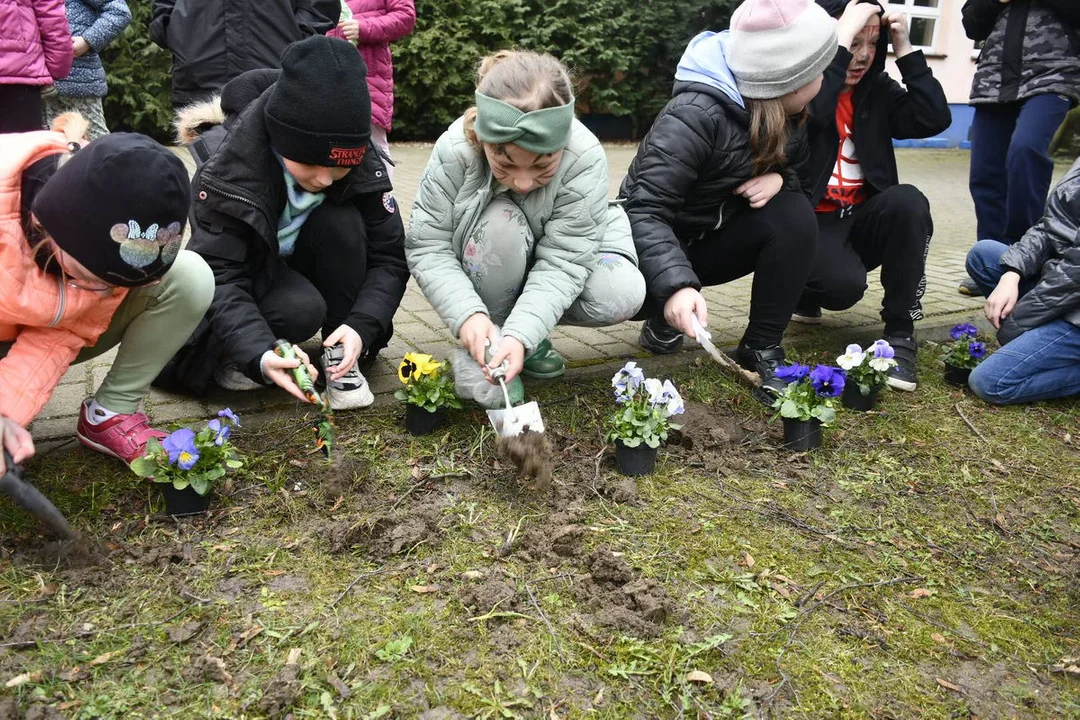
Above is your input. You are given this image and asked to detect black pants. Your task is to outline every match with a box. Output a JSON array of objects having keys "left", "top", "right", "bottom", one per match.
[
  {"left": 687, "top": 190, "right": 818, "bottom": 348},
  {"left": 0, "top": 84, "right": 45, "bottom": 133},
  {"left": 802, "top": 184, "right": 931, "bottom": 338},
  {"left": 259, "top": 201, "right": 369, "bottom": 345}
]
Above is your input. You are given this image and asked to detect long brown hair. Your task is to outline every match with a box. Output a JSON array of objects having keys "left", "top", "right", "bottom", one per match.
[
  {"left": 746, "top": 98, "right": 795, "bottom": 176},
  {"left": 463, "top": 50, "right": 575, "bottom": 147}
]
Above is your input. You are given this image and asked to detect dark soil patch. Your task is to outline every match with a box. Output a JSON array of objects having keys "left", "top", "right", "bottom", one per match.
[
  {"left": 21, "top": 538, "right": 107, "bottom": 572},
  {"left": 325, "top": 499, "right": 445, "bottom": 556},
  {"left": 460, "top": 572, "right": 520, "bottom": 615},
  {"left": 513, "top": 506, "right": 588, "bottom": 565},
  {"left": 573, "top": 547, "right": 674, "bottom": 638},
  {"left": 321, "top": 455, "right": 370, "bottom": 502},
  {"left": 257, "top": 660, "right": 301, "bottom": 718}
]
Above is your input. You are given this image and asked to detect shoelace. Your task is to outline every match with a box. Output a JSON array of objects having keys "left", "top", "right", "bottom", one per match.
[{"left": 324, "top": 346, "right": 363, "bottom": 388}]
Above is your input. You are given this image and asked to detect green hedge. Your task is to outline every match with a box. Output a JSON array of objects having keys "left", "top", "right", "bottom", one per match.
[{"left": 102, "top": 0, "right": 737, "bottom": 142}]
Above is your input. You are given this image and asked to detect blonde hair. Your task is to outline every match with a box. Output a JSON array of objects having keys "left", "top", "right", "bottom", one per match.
[
  {"left": 746, "top": 98, "right": 804, "bottom": 176},
  {"left": 463, "top": 50, "right": 575, "bottom": 147}
]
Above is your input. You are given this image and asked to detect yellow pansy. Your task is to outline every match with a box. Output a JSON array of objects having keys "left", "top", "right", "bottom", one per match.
[{"left": 398, "top": 353, "right": 444, "bottom": 383}]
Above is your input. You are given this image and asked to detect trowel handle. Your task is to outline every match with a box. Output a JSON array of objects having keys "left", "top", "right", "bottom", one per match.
[
  {"left": 2, "top": 448, "right": 20, "bottom": 482},
  {"left": 483, "top": 338, "right": 510, "bottom": 381}
]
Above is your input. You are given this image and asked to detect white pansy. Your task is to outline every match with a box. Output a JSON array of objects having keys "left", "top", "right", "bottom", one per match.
[{"left": 868, "top": 356, "right": 896, "bottom": 372}]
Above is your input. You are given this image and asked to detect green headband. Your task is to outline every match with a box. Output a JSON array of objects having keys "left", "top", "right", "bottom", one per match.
[{"left": 473, "top": 91, "right": 575, "bottom": 155}]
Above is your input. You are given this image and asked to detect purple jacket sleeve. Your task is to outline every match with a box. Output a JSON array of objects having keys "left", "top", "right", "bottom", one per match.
[
  {"left": 354, "top": 0, "right": 415, "bottom": 45},
  {"left": 33, "top": 0, "right": 74, "bottom": 81}
]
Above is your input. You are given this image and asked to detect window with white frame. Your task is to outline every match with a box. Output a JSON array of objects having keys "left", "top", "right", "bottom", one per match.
[{"left": 886, "top": 0, "right": 941, "bottom": 52}]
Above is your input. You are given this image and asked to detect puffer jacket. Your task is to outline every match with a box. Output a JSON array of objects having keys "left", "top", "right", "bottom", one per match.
[
  {"left": 618, "top": 30, "right": 813, "bottom": 307},
  {"left": 54, "top": 0, "right": 131, "bottom": 98},
  {"left": 996, "top": 157, "right": 1080, "bottom": 341},
  {"left": 963, "top": 0, "right": 1080, "bottom": 104},
  {"left": 149, "top": 0, "right": 339, "bottom": 108},
  {"left": 407, "top": 117, "right": 637, "bottom": 353},
  {"left": 155, "top": 69, "right": 407, "bottom": 394},
  {"left": 0, "top": 131, "right": 128, "bottom": 426},
  {"left": 0, "top": 0, "right": 73, "bottom": 86},
  {"left": 327, "top": 0, "right": 415, "bottom": 131},
  {"left": 808, "top": 0, "right": 951, "bottom": 206}
]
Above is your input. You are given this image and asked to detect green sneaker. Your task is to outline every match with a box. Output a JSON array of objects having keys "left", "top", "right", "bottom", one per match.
[{"left": 521, "top": 339, "right": 565, "bottom": 379}]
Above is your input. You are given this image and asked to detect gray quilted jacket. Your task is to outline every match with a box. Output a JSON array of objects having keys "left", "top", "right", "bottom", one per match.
[
  {"left": 406, "top": 116, "right": 636, "bottom": 352},
  {"left": 964, "top": 0, "right": 1080, "bottom": 104},
  {"left": 999, "top": 157, "right": 1080, "bottom": 338}
]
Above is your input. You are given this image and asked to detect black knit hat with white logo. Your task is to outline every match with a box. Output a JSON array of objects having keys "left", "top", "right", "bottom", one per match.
[
  {"left": 265, "top": 36, "right": 373, "bottom": 168},
  {"left": 32, "top": 133, "right": 190, "bottom": 287}
]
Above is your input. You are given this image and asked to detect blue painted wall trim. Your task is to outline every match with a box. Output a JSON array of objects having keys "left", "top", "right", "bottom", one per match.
[{"left": 893, "top": 103, "right": 974, "bottom": 149}]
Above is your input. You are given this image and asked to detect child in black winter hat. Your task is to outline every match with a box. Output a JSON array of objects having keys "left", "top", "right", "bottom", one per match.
[{"left": 158, "top": 35, "right": 408, "bottom": 411}]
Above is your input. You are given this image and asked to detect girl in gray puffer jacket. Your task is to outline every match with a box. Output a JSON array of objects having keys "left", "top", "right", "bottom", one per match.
[
  {"left": 42, "top": 0, "right": 131, "bottom": 140},
  {"left": 407, "top": 51, "right": 645, "bottom": 399}
]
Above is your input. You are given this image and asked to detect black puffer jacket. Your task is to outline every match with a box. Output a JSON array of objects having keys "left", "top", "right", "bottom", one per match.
[
  {"left": 149, "top": 0, "right": 340, "bottom": 108},
  {"left": 619, "top": 81, "right": 811, "bottom": 306},
  {"left": 963, "top": 0, "right": 1080, "bottom": 104},
  {"left": 996, "top": 158, "right": 1080, "bottom": 343},
  {"left": 808, "top": 0, "right": 951, "bottom": 206},
  {"left": 155, "top": 69, "right": 407, "bottom": 395}
]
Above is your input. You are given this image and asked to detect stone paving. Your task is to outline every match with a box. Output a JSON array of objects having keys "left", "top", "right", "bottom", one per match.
[{"left": 29, "top": 146, "right": 1070, "bottom": 442}]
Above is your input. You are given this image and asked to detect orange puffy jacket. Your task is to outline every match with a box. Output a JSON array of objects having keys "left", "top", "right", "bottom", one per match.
[{"left": 0, "top": 131, "right": 128, "bottom": 427}]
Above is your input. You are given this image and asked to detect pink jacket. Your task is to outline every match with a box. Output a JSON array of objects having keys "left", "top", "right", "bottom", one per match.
[
  {"left": 0, "top": 132, "right": 128, "bottom": 426},
  {"left": 327, "top": 0, "right": 415, "bottom": 131},
  {"left": 0, "top": 0, "right": 73, "bottom": 86}
]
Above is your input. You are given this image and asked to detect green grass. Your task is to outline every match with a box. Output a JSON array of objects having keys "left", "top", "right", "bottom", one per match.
[{"left": 2, "top": 348, "right": 1079, "bottom": 718}]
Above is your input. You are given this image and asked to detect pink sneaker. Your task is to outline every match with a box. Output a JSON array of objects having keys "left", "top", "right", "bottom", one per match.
[{"left": 76, "top": 402, "right": 167, "bottom": 465}]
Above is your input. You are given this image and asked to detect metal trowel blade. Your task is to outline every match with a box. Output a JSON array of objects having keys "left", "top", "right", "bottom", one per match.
[{"left": 486, "top": 401, "right": 545, "bottom": 438}]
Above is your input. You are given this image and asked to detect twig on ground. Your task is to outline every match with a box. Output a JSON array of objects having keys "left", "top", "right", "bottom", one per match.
[
  {"left": 180, "top": 589, "right": 212, "bottom": 604},
  {"left": 330, "top": 567, "right": 388, "bottom": 608},
  {"left": 955, "top": 403, "right": 990, "bottom": 445},
  {"left": 389, "top": 478, "right": 429, "bottom": 513},
  {"left": 524, "top": 580, "right": 566, "bottom": 660}
]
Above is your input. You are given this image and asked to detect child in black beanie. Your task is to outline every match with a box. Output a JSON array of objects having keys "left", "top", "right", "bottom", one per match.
[{"left": 159, "top": 35, "right": 408, "bottom": 411}]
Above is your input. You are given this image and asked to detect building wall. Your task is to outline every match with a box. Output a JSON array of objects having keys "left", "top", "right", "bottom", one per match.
[{"left": 883, "top": 0, "right": 978, "bottom": 147}]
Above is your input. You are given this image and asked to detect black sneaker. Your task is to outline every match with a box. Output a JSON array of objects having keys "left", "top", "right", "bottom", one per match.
[
  {"left": 791, "top": 303, "right": 822, "bottom": 324},
  {"left": 884, "top": 335, "right": 918, "bottom": 391},
  {"left": 958, "top": 277, "right": 984, "bottom": 297},
  {"left": 735, "top": 343, "right": 789, "bottom": 397},
  {"left": 638, "top": 316, "right": 684, "bottom": 355}
]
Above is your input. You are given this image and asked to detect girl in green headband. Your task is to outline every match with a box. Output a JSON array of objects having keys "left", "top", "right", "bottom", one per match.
[{"left": 406, "top": 50, "right": 645, "bottom": 400}]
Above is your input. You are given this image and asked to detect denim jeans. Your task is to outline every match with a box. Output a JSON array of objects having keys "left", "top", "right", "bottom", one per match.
[{"left": 965, "top": 240, "right": 1080, "bottom": 404}]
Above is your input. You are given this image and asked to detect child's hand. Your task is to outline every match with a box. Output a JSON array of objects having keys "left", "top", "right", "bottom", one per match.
[
  {"left": 735, "top": 172, "right": 784, "bottom": 209},
  {"left": 663, "top": 287, "right": 708, "bottom": 338},
  {"left": 338, "top": 19, "right": 360, "bottom": 42},
  {"left": 486, "top": 336, "right": 525, "bottom": 384},
  {"left": 72, "top": 36, "right": 91, "bottom": 58},
  {"left": 260, "top": 348, "right": 319, "bottom": 403},
  {"left": 323, "top": 324, "right": 363, "bottom": 381},
  {"left": 984, "top": 271, "right": 1021, "bottom": 329},
  {"left": 837, "top": 1, "right": 882, "bottom": 48},
  {"left": 883, "top": 12, "right": 914, "bottom": 58},
  {"left": 459, "top": 312, "right": 496, "bottom": 367},
  {"left": 0, "top": 416, "right": 35, "bottom": 475}
]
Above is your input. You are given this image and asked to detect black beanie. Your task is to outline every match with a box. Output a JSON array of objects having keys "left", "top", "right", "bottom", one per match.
[
  {"left": 32, "top": 133, "right": 191, "bottom": 288},
  {"left": 265, "top": 36, "right": 373, "bottom": 168}
]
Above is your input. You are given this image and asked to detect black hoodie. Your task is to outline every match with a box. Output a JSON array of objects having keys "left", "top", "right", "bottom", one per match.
[{"left": 807, "top": 0, "right": 952, "bottom": 207}]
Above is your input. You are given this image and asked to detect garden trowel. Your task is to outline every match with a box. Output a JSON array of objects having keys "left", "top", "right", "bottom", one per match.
[
  {"left": 1, "top": 449, "right": 79, "bottom": 541},
  {"left": 691, "top": 315, "right": 774, "bottom": 405},
  {"left": 485, "top": 361, "right": 545, "bottom": 438}
]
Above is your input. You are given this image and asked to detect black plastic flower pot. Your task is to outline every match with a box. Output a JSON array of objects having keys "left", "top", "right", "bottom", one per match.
[
  {"left": 782, "top": 418, "right": 823, "bottom": 451},
  {"left": 943, "top": 363, "right": 972, "bottom": 388},
  {"left": 405, "top": 404, "right": 446, "bottom": 436},
  {"left": 160, "top": 483, "right": 209, "bottom": 516},
  {"left": 614, "top": 440, "right": 657, "bottom": 477},
  {"left": 841, "top": 382, "right": 881, "bottom": 412}
]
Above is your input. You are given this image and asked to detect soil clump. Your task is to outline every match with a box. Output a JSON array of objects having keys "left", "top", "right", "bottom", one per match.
[{"left": 496, "top": 429, "right": 553, "bottom": 489}]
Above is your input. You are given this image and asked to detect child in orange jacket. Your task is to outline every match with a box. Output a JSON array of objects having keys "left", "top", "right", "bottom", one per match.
[{"left": 0, "top": 119, "right": 214, "bottom": 475}]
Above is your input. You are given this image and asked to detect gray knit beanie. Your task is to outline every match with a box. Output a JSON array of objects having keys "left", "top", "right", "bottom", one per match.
[{"left": 728, "top": 0, "right": 839, "bottom": 100}]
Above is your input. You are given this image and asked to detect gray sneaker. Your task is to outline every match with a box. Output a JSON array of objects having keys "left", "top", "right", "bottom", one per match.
[
  {"left": 214, "top": 362, "right": 262, "bottom": 391},
  {"left": 321, "top": 344, "right": 374, "bottom": 410}
]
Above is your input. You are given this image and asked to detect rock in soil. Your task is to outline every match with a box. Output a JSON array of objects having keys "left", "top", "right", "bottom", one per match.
[{"left": 497, "top": 429, "right": 553, "bottom": 489}]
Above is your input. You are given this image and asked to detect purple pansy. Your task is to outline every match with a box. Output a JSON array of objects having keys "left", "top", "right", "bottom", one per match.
[
  {"left": 809, "top": 365, "right": 845, "bottom": 398},
  {"left": 207, "top": 418, "right": 231, "bottom": 446},
  {"left": 217, "top": 408, "right": 241, "bottom": 427},
  {"left": 774, "top": 363, "right": 811, "bottom": 382},
  {"left": 612, "top": 361, "right": 646, "bottom": 400},
  {"left": 950, "top": 323, "right": 979, "bottom": 341},
  {"left": 869, "top": 339, "right": 895, "bottom": 359},
  {"left": 162, "top": 428, "right": 199, "bottom": 470},
  {"left": 969, "top": 341, "right": 986, "bottom": 359}
]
